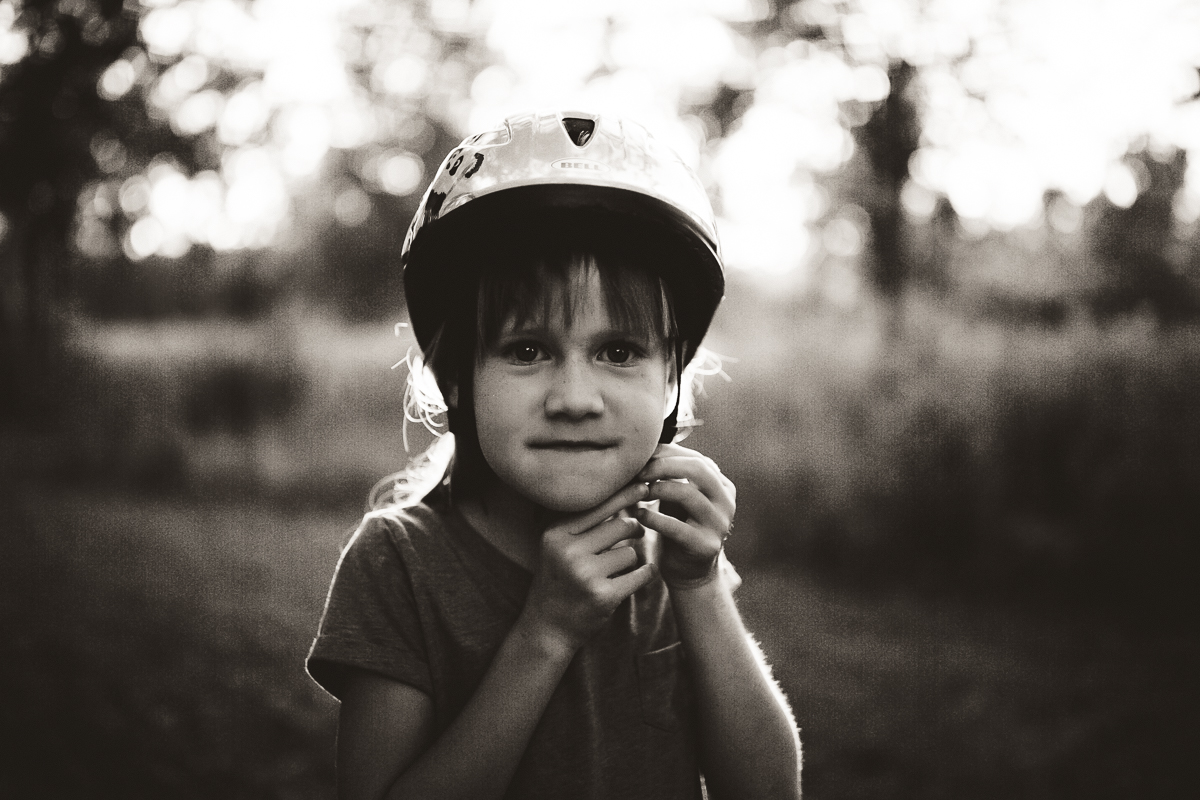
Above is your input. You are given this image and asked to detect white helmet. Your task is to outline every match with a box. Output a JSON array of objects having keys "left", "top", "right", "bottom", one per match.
[{"left": 401, "top": 110, "right": 725, "bottom": 365}]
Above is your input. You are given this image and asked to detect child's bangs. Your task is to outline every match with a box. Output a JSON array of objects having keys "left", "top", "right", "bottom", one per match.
[{"left": 476, "top": 248, "right": 677, "bottom": 351}]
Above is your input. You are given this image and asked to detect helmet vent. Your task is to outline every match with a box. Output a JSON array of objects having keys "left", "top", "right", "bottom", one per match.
[{"left": 561, "top": 117, "right": 596, "bottom": 147}]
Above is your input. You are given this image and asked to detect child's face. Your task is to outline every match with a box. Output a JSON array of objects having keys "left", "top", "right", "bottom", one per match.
[{"left": 471, "top": 266, "right": 676, "bottom": 513}]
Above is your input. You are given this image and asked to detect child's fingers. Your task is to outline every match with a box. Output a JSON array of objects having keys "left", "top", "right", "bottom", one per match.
[
  {"left": 556, "top": 482, "right": 649, "bottom": 536},
  {"left": 645, "top": 479, "right": 731, "bottom": 534},
  {"left": 639, "top": 456, "right": 734, "bottom": 507},
  {"left": 637, "top": 507, "right": 724, "bottom": 587},
  {"left": 637, "top": 506, "right": 715, "bottom": 553},
  {"left": 606, "top": 562, "right": 658, "bottom": 599},
  {"left": 571, "top": 515, "right": 643, "bottom": 556},
  {"left": 641, "top": 444, "right": 736, "bottom": 513},
  {"left": 595, "top": 544, "right": 640, "bottom": 578}
]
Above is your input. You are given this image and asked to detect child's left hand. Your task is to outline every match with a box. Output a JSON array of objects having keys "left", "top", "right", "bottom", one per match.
[{"left": 635, "top": 442, "right": 736, "bottom": 589}]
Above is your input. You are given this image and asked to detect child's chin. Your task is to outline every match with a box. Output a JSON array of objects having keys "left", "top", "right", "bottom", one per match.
[{"left": 528, "top": 482, "right": 626, "bottom": 514}]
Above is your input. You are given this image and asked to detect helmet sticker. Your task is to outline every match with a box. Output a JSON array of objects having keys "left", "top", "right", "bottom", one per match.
[
  {"left": 446, "top": 150, "right": 484, "bottom": 180},
  {"left": 463, "top": 153, "right": 484, "bottom": 179},
  {"left": 552, "top": 158, "right": 609, "bottom": 172},
  {"left": 421, "top": 190, "right": 447, "bottom": 226}
]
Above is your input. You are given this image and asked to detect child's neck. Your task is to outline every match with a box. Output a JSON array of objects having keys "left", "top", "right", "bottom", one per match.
[{"left": 451, "top": 461, "right": 558, "bottom": 573}]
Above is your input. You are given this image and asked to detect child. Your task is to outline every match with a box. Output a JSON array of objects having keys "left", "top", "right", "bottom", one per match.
[{"left": 308, "top": 111, "right": 801, "bottom": 800}]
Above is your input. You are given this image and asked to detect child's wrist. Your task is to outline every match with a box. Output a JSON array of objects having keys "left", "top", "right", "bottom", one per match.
[
  {"left": 662, "top": 555, "right": 721, "bottom": 592},
  {"left": 511, "top": 613, "right": 580, "bottom": 664},
  {"left": 664, "top": 568, "right": 733, "bottom": 616}
]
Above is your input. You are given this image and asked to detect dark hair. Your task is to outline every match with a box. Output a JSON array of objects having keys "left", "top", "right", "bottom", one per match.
[{"left": 476, "top": 248, "right": 678, "bottom": 355}]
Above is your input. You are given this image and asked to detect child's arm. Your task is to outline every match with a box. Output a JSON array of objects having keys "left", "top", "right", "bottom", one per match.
[
  {"left": 337, "top": 482, "right": 656, "bottom": 800},
  {"left": 668, "top": 572, "right": 803, "bottom": 800},
  {"left": 638, "top": 444, "right": 803, "bottom": 800}
]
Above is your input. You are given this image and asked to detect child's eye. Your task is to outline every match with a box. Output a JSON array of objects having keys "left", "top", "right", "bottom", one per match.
[
  {"left": 600, "top": 343, "right": 639, "bottom": 364},
  {"left": 505, "top": 342, "right": 544, "bottom": 364}
]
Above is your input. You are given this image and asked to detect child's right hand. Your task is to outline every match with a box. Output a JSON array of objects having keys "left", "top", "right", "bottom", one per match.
[{"left": 519, "top": 482, "right": 657, "bottom": 657}]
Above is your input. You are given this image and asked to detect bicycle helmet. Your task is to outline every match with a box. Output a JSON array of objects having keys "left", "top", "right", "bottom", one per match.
[{"left": 401, "top": 110, "right": 725, "bottom": 441}]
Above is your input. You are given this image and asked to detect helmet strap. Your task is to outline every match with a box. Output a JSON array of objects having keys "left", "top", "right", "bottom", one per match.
[{"left": 658, "top": 340, "right": 685, "bottom": 444}]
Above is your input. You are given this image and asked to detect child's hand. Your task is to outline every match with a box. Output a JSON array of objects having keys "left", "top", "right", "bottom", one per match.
[
  {"left": 636, "top": 443, "right": 736, "bottom": 590},
  {"left": 521, "top": 482, "right": 657, "bottom": 656}
]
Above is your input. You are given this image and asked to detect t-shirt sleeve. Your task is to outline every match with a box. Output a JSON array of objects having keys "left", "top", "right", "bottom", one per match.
[{"left": 307, "top": 515, "right": 433, "bottom": 700}]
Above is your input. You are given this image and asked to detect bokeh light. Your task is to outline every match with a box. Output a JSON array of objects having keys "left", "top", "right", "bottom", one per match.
[
  {"left": 43, "top": 0, "right": 1200, "bottom": 286},
  {"left": 0, "top": 1, "right": 29, "bottom": 68},
  {"left": 98, "top": 58, "right": 137, "bottom": 100},
  {"left": 892, "top": 0, "right": 1200, "bottom": 225}
]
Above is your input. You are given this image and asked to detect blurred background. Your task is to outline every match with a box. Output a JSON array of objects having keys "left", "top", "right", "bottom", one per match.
[{"left": 2, "top": 0, "right": 1198, "bottom": 797}]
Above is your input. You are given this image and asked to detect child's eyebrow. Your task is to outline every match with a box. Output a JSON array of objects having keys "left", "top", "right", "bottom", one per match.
[
  {"left": 496, "top": 322, "right": 655, "bottom": 343},
  {"left": 496, "top": 322, "right": 553, "bottom": 338},
  {"left": 592, "top": 327, "right": 653, "bottom": 342}
]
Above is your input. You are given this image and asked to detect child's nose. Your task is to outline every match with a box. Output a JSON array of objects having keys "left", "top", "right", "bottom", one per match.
[{"left": 544, "top": 359, "right": 603, "bottom": 419}]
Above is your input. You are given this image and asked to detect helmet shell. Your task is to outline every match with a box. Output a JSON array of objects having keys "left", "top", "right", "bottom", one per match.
[{"left": 402, "top": 110, "right": 725, "bottom": 359}]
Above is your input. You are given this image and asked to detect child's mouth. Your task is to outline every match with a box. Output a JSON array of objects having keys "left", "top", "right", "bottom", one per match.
[{"left": 528, "top": 440, "right": 617, "bottom": 452}]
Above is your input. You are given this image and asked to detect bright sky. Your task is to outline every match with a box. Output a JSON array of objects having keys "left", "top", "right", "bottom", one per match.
[
  {"left": 60, "top": 0, "right": 1200, "bottom": 289},
  {"left": 901, "top": 0, "right": 1200, "bottom": 223}
]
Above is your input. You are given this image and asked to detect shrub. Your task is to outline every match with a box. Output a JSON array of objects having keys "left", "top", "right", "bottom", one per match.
[{"left": 697, "top": 293, "right": 1200, "bottom": 604}]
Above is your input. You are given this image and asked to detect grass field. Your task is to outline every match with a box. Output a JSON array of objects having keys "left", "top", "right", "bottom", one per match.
[{"left": 3, "top": 477, "right": 1193, "bottom": 799}]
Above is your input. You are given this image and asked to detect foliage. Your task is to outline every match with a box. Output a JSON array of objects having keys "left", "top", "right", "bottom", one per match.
[
  {"left": 701, "top": 290, "right": 1200, "bottom": 603},
  {"left": 0, "top": 0, "right": 137, "bottom": 413},
  {"left": 6, "top": 0, "right": 1200, "bottom": 332}
]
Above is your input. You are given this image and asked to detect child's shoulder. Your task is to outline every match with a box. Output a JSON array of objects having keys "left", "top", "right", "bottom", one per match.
[
  {"left": 350, "top": 493, "right": 454, "bottom": 554},
  {"left": 337, "top": 487, "right": 521, "bottom": 609},
  {"left": 345, "top": 478, "right": 476, "bottom": 574}
]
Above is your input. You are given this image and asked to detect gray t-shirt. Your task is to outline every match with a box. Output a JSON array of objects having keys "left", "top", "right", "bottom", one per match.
[{"left": 307, "top": 483, "right": 704, "bottom": 799}]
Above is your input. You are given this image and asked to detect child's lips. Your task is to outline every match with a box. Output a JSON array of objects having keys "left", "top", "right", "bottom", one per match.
[{"left": 527, "top": 439, "right": 618, "bottom": 452}]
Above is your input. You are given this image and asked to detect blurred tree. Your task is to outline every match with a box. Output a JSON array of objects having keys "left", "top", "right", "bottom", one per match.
[
  {"left": 852, "top": 58, "right": 920, "bottom": 299},
  {"left": 1087, "top": 150, "right": 1200, "bottom": 323},
  {"left": 62, "top": 0, "right": 479, "bottom": 322},
  {"left": 0, "top": 0, "right": 136, "bottom": 417},
  {"left": 720, "top": 0, "right": 1200, "bottom": 311}
]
